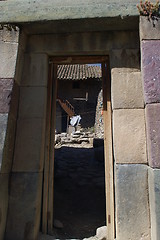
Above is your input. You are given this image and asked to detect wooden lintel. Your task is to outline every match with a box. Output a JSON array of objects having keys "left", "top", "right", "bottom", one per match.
[{"left": 50, "top": 56, "right": 108, "bottom": 64}]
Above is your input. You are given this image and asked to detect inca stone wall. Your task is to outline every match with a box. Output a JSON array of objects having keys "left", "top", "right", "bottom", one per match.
[
  {"left": 0, "top": 12, "right": 156, "bottom": 239},
  {"left": 5, "top": 54, "right": 48, "bottom": 240},
  {"left": 0, "top": 28, "right": 19, "bottom": 240},
  {"left": 140, "top": 16, "right": 160, "bottom": 240},
  {"left": 112, "top": 67, "right": 150, "bottom": 240}
]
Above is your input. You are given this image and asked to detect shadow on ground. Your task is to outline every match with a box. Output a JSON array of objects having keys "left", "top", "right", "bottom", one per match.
[{"left": 52, "top": 145, "right": 106, "bottom": 239}]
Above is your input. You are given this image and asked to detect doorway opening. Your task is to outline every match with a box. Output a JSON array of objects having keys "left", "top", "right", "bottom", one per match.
[
  {"left": 42, "top": 56, "right": 115, "bottom": 240},
  {"left": 54, "top": 63, "right": 105, "bottom": 239}
]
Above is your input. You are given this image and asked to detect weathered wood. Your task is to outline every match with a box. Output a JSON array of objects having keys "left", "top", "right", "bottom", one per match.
[
  {"left": 50, "top": 56, "right": 108, "bottom": 64},
  {"left": 42, "top": 63, "right": 52, "bottom": 233},
  {"left": 44, "top": 56, "right": 115, "bottom": 238},
  {"left": 47, "top": 64, "right": 58, "bottom": 234},
  {"left": 102, "top": 61, "right": 115, "bottom": 239}
]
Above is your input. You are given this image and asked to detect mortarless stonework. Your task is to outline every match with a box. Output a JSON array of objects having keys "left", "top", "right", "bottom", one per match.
[
  {"left": 141, "top": 16, "right": 160, "bottom": 240},
  {"left": 0, "top": 28, "right": 19, "bottom": 240},
  {"left": 111, "top": 68, "right": 144, "bottom": 109},
  {"left": 115, "top": 164, "right": 150, "bottom": 240},
  {"left": 146, "top": 103, "right": 160, "bottom": 168},
  {"left": 148, "top": 168, "right": 160, "bottom": 240},
  {"left": 113, "top": 109, "right": 147, "bottom": 164},
  {"left": 142, "top": 40, "right": 160, "bottom": 104}
]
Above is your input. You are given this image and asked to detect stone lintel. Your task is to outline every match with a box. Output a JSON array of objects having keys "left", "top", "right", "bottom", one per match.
[{"left": 0, "top": 0, "right": 139, "bottom": 25}]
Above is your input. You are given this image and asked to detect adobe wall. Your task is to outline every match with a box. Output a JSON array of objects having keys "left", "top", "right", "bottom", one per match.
[{"left": 0, "top": 22, "right": 155, "bottom": 240}]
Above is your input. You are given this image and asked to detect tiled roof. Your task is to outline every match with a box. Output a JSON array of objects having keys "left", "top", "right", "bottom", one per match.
[{"left": 57, "top": 64, "right": 102, "bottom": 80}]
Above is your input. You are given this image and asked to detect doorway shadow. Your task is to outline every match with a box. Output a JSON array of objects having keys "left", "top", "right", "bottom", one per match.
[{"left": 53, "top": 146, "right": 106, "bottom": 239}]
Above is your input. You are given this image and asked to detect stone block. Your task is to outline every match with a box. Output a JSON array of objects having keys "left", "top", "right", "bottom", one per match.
[
  {"left": 1, "top": 114, "right": 17, "bottom": 173},
  {"left": 140, "top": 16, "right": 160, "bottom": 40},
  {"left": 0, "top": 28, "right": 19, "bottom": 43},
  {"left": 0, "top": 114, "right": 8, "bottom": 170},
  {"left": 110, "top": 49, "right": 140, "bottom": 69},
  {"left": 9, "top": 81, "right": 19, "bottom": 119},
  {"left": 0, "top": 78, "right": 13, "bottom": 113},
  {"left": 19, "top": 86, "right": 47, "bottom": 119},
  {"left": 5, "top": 172, "right": 42, "bottom": 240},
  {"left": 0, "top": 173, "right": 9, "bottom": 240},
  {"left": 111, "top": 68, "right": 144, "bottom": 109},
  {"left": 0, "top": 41, "right": 18, "bottom": 78},
  {"left": 21, "top": 54, "right": 48, "bottom": 87},
  {"left": 146, "top": 104, "right": 160, "bottom": 168},
  {"left": 113, "top": 109, "right": 147, "bottom": 164},
  {"left": 0, "top": 0, "right": 139, "bottom": 25},
  {"left": 14, "top": 32, "right": 27, "bottom": 85},
  {"left": 142, "top": 40, "right": 160, "bottom": 104},
  {"left": 115, "top": 164, "right": 150, "bottom": 240},
  {"left": 148, "top": 168, "right": 160, "bottom": 240},
  {"left": 12, "top": 118, "right": 45, "bottom": 172}
]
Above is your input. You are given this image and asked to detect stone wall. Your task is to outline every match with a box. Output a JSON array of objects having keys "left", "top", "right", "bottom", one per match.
[
  {"left": 0, "top": 25, "right": 149, "bottom": 240},
  {"left": 112, "top": 67, "right": 150, "bottom": 240},
  {"left": 5, "top": 51, "right": 48, "bottom": 240},
  {"left": 0, "top": 28, "right": 19, "bottom": 239},
  {"left": 140, "top": 16, "right": 160, "bottom": 240}
]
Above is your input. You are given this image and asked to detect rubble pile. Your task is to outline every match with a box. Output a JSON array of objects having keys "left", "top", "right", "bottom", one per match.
[
  {"left": 95, "top": 89, "right": 104, "bottom": 139},
  {"left": 55, "top": 129, "right": 95, "bottom": 147}
]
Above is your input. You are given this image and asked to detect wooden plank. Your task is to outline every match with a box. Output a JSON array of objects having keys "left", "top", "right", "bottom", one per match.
[
  {"left": 47, "top": 64, "right": 58, "bottom": 234},
  {"left": 50, "top": 56, "right": 108, "bottom": 64},
  {"left": 102, "top": 61, "right": 115, "bottom": 239},
  {"left": 42, "top": 63, "right": 52, "bottom": 234}
]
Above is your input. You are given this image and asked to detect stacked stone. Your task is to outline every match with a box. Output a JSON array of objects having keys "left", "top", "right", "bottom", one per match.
[
  {"left": 0, "top": 28, "right": 19, "bottom": 239},
  {"left": 112, "top": 64, "right": 150, "bottom": 239},
  {"left": 140, "top": 16, "right": 160, "bottom": 240},
  {"left": 4, "top": 48, "right": 48, "bottom": 239},
  {"left": 94, "top": 89, "right": 104, "bottom": 138},
  {"left": 55, "top": 130, "right": 94, "bottom": 146}
]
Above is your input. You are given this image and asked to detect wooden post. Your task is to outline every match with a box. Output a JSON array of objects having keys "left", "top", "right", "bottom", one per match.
[
  {"left": 47, "top": 64, "right": 58, "bottom": 234},
  {"left": 102, "top": 61, "right": 115, "bottom": 240},
  {"left": 42, "top": 63, "right": 53, "bottom": 234}
]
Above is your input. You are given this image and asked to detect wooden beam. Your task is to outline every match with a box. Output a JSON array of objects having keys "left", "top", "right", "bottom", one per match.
[
  {"left": 42, "top": 63, "right": 52, "bottom": 234},
  {"left": 47, "top": 64, "right": 58, "bottom": 234},
  {"left": 50, "top": 56, "right": 108, "bottom": 64}
]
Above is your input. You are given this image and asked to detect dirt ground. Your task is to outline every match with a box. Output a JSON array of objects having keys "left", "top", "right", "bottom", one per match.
[{"left": 48, "top": 143, "right": 106, "bottom": 240}]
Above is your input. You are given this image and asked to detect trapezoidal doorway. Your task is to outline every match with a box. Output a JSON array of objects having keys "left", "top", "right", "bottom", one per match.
[{"left": 42, "top": 56, "right": 115, "bottom": 240}]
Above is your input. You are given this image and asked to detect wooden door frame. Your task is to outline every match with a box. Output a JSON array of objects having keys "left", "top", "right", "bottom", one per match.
[{"left": 42, "top": 56, "right": 115, "bottom": 239}]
